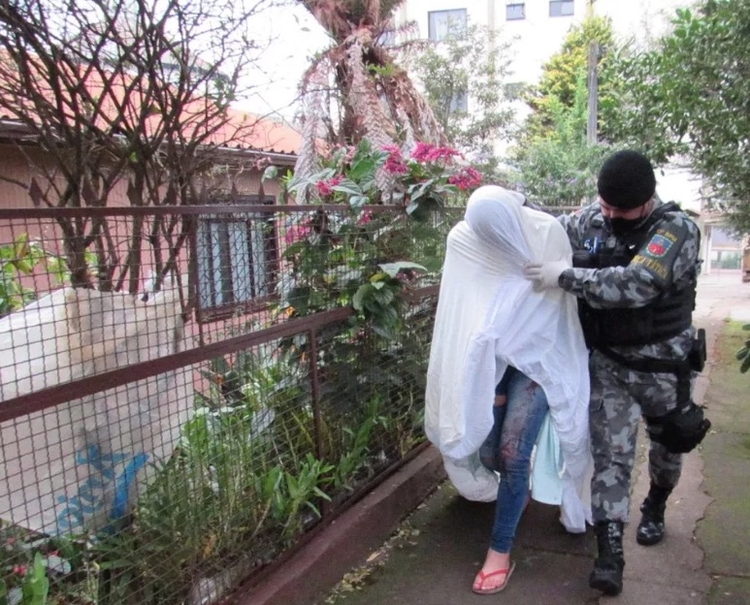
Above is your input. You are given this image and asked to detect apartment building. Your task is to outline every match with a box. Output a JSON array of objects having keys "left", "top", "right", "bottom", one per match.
[{"left": 394, "top": 0, "right": 692, "bottom": 86}]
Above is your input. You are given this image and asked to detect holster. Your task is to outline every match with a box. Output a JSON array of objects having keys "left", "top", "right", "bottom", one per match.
[
  {"left": 688, "top": 328, "right": 707, "bottom": 373},
  {"left": 644, "top": 401, "right": 711, "bottom": 454}
]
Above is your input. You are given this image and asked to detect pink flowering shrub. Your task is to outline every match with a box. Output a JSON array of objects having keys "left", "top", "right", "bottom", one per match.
[
  {"left": 282, "top": 138, "right": 482, "bottom": 333},
  {"left": 291, "top": 138, "right": 483, "bottom": 220}
]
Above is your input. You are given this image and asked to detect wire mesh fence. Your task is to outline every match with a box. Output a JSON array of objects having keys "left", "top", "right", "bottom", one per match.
[{"left": 0, "top": 203, "right": 460, "bottom": 604}]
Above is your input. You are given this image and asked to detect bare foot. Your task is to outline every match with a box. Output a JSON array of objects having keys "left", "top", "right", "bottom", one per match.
[{"left": 472, "top": 548, "right": 512, "bottom": 594}]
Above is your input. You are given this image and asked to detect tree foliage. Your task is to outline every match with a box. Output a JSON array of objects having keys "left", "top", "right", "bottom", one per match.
[
  {"left": 513, "top": 72, "right": 609, "bottom": 206},
  {"left": 605, "top": 0, "right": 750, "bottom": 233},
  {"left": 523, "top": 15, "right": 617, "bottom": 142},
  {"left": 406, "top": 24, "right": 514, "bottom": 178},
  {"left": 510, "top": 15, "right": 615, "bottom": 205}
]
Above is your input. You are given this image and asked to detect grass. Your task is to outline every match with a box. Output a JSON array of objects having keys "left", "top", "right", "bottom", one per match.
[{"left": 697, "top": 320, "right": 750, "bottom": 586}]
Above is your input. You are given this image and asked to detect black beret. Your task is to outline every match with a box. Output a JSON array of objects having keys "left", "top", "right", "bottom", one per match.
[{"left": 597, "top": 150, "right": 656, "bottom": 209}]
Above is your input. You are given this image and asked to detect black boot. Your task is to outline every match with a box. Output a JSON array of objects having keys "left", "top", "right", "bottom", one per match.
[
  {"left": 636, "top": 484, "right": 671, "bottom": 546},
  {"left": 589, "top": 521, "right": 625, "bottom": 596}
]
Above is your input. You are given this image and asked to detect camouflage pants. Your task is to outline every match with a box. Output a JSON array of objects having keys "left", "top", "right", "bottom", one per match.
[{"left": 589, "top": 350, "right": 683, "bottom": 523}]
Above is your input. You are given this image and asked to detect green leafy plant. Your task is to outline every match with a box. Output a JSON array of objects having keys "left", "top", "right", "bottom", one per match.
[
  {"left": 279, "top": 454, "right": 334, "bottom": 540},
  {"left": 0, "top": 233, "right": 99, "bottom": 318},
  {"left": 19, "top": 553, "right": 49, "bottom": 605},
  {"left": 603, "top": 0, "right": 750, "bottom": 232},
  {"left": 352, "top": 262, "right": 427, "bottom": 339},
  {"left": 0, "top": 523, "right": 97, "bottom": 605},
  {"left": 735, "top": 323, "right": 750, "bottom": 373},
  {"left": 512, "top": 68, "right": 611, "bottom": 206},
  {"left": 280, "top": 143, "right": 463, "bottom": 324},
  {"left": 0, "top": 234, "right": 48, "bottom": 317},
  {"left": 332, "top": 418, "right": 376, "bottom": 493},
  {"left": 1, "top": 549, "right": 51, "bottom": 605}
]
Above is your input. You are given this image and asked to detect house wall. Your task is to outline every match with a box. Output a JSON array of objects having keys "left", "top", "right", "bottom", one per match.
[
  {"left": 0, "top": 143, "right": 289, "bottom": 210},
  {"left": 0, "top": 142, "right": 294, "bottom": 308}
]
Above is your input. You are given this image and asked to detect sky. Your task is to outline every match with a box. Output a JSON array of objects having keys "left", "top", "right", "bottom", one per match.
[{"left": 234, "top": 3, "right": 331, "bottom": 122}]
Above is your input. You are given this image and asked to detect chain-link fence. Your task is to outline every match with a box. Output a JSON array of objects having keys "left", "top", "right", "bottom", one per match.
[{"left": 0, "top": 203, "right": 461, "bottom": 604}]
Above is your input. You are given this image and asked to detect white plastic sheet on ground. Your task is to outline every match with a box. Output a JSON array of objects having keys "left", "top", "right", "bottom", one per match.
[
  {"left": 0, "top": 286, "right": 190, "bottom": 535},
  {"left": 425, "top": 185, "right": 592, "bottom": 531}
]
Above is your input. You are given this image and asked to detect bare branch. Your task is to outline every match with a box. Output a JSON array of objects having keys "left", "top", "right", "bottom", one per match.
[{"left": 0, "top": 0, "right": 280, "bottom": 295}]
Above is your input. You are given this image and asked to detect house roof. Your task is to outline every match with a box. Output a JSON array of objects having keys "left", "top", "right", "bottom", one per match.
[
  {"left": 223, "top": 108, "right": 302, "bottom": 157},
  {"left": 0, "top": 108, "right": 302, "bottom": 159},
  {"left": 0, "top": 57, "right": 301, "bottom": 161}
]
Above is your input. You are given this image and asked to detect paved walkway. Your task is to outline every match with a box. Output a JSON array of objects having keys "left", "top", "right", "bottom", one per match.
[{"left": 318, "top": 270, "right": 750, "bottom": 605}]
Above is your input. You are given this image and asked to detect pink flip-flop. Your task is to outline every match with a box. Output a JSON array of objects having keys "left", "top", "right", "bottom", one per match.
[{"left": 472, "top": 561, "right": 516, "bottom": 595}]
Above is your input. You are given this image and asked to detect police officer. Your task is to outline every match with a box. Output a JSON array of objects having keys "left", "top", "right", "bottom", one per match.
[{"left": 524, "top": 150, "right": 709, "bottom": 596}]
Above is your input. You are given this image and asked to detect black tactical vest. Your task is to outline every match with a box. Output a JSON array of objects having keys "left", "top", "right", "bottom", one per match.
[{"left": 572, "top": 203, "right": 697, "bottom": 348}]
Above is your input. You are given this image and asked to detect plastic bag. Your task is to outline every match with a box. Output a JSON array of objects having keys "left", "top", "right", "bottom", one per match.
[{"left": 0, "top": 287, "right": 190, "bottom": 535}]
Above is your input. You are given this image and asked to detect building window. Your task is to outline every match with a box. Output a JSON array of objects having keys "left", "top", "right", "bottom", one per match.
[
  {"left": 196, "top": 198, "right": 277, "bottom": 319},
  {"left": 549, "top": 0, "right": 574, "bottom": 16},
  {"left": 506, "top": 3, "right": 525, "bottom": 20},
  {"left": 449, "top": 89, "right": 468, "bottom": 113},
  {"left": 428, "top": 9, "right": 467, "bottom": 41}
]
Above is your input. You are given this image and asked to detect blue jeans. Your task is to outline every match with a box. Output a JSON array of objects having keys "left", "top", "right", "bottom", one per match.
[{"left": 479, "top": 370, "right": 549, "bottom": 553}]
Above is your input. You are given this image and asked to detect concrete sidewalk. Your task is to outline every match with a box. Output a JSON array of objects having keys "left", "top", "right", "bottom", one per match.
[{"left": 240, "top": 271, "right": 750, "bottom": 605}]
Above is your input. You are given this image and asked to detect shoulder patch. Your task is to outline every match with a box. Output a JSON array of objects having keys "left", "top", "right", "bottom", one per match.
[
  {"left": 631, "top": 226, "right": 684, "bottom": 284},
  {"left": 644, "top": 233, "right": 675, "bottom": 258}
]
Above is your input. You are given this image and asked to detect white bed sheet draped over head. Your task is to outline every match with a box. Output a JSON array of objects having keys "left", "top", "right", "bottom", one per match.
[{"left": 424, "top": 185, "right": 591, "bottom": 529}]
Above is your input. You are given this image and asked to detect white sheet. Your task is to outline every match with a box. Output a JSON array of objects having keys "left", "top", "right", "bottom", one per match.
[{"left": 425, "top": 185, "right": 592, "bottom": 531}]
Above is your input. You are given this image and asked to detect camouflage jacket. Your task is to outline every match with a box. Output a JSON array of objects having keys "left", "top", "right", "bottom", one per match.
[{"left": 557, "top": 201, "right": 701, "bottom": 362}]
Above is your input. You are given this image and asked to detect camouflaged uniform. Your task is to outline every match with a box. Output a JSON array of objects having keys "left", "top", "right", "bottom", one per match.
[{"left": 557, "top": 200, "right": 701, "bottom": 524}]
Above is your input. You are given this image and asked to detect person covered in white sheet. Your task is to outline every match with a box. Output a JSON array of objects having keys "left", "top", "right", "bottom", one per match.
[{"left": 424, "top": 185, "right": 592, "bottom": 595}]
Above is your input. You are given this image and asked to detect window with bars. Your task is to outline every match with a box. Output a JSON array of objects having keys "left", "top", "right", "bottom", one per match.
[
  {"left": 506, "top": 3, "right": 525, "bottom": 20},
  {"left": 195, "top": 198, "right": 277, "bottom": 319},
  {"left": 428, "top": 9, "right": 467, "bottom": 41},
  {"left": 549, "top": 0, "right": 574, "bottom": 17}
]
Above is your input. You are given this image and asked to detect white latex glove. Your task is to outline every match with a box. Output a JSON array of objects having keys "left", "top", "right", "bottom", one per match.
[{"left": 523, "top": 260, "right": 568, "bottom": 289}]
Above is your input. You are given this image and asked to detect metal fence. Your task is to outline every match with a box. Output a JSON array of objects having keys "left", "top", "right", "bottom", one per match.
[{"left": 0, "top": 203, "right": 461, "bottom": 605}]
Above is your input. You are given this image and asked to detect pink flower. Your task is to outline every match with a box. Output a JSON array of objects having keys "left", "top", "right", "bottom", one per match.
[
  {"left": 315, "top": 175, "right": 344, "bottom": 197},
  {"left": 448, "top": 167, "right": 483, "bottom": 191},
  {"left": 285, "top": 219, "right": 313, "bottom": 244},
  {"left": 358, "top": 210, "right": 373, "bottom": 225},
  {"left": 315, "top": 180, "right": 332, "bottom": 196},
  {"left": 383, "top": 145, "right": 409, "bottom": 174},
  {"left": 13, "top": 564, "right": 27, "bottom": 575},
  {"left": 410, "top": 142, "right": 433, "bottom": 162},
  {"left": 411, "top": 142, "right": 460, "bottom": 163}
]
